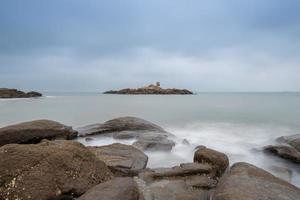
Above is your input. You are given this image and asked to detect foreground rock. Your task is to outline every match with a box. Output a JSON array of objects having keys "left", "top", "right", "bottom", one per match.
[
  {"left": 137, "top": 162, "right": 218, "bottom": 200},
  {"left": 0, "top": 120, "right": 78, "bottom": 147},
  {"left": 77, "top": 177, "right": 139, "bottom": 200},
  {"left": 0, "top": 88, "right": 42, "bottom": 98},
  {"left": 0, "top": 140, "right": 112, "bottom": 200},
  {"left": 212, "top": 162, "right": 300, "bottom": 200},
  {"left": 264, "top": 145, "right": 300, "bottom": 164},
  {"left": 77, "top": 117, "right": 176, "bottom": 151},
  {"left": 88, "top": 143, "right": 148, "bottom": 176},
  {"left": 194, "top": 146, "right": 229, "bottom": 176},
  {"left": 104, "top": 82, "right": 193, "bottom": 95}
]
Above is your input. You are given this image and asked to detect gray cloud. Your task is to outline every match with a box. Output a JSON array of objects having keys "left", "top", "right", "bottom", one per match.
[{"left": 0, "top": 0, "right": 300, "bottom": 91}]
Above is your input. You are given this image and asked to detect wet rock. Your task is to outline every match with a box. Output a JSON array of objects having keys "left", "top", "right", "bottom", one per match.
[
  {"left": 0, "top": 120, "right": 78, "bottom": 147},
  {"left": 270, "top": 166, "right": 293, "bottom": 182},
  {"left": 133, "top": 135, "right": 175, "bottom": 151},
  {"left": 77, "top": 117, "right": 176, "bottom": 151},
  {"left": 136, "top": 162, "right": 217, "bottom": 200},
  {"left": 194, "top": 146, "right": 229, "bottom": 176},
  {"left": 77, "top": 117, "right": 167, "bottom": 137},
  {"left": 278, "top": 134, "right": 300, "bottom": 152},
  {"left": 0, "top": 140, "right": 112, "bottom": 200},
  {"left": 212, "top": 162, "right": 300, "bottom": 200},
  {"left": 264, "top": 145, "right": 300, "bottom": 163},
  {"left": 0, "top": 88, "right": 42, "bottom": 98},
  {"left": 88, "top": 143, "right": 148, "bottom": 176},
  {"left": 77, "top": 177, "right": 139, "bottom": 200}
]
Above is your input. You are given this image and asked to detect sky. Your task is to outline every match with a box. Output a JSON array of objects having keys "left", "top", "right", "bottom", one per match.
[{"left": 0, "top": 0, "right": 300, "bottom": 92}]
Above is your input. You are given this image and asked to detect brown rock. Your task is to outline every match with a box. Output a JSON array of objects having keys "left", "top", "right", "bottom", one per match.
[
  {"left": 77, "top": 177, "right": 139, "bottom": 200},
  {"left": 0, "top": 120, "right": 78, "bottom": 147},
  {"left": 264, "top": 145, "right": 300, "bottom": 163},
  {"left": 0, "top": 140, "right": 112, "bottom": 200},
  {"left": 88, "top": 143, "right": 148, "bottom": 176},
  {"left": 194, "top": 146, "right": 229, "bottom": 176},
  {"left": 212, "top": 162, "right": 300, "bottom": 200}
]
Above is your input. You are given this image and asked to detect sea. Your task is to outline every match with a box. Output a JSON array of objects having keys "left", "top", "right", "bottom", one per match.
[{"left": 1, "top": 92, "right": 300, "bottom": 186}]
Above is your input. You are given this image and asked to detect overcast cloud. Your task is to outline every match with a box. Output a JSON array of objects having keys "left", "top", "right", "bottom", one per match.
[{"left": 0, "top": 0, "right": 300, "bottom": 92}]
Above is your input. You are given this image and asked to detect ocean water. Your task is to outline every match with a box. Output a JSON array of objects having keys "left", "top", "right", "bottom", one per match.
[{"left": 1, "top": 92, "right": 300, "bottom": 186}]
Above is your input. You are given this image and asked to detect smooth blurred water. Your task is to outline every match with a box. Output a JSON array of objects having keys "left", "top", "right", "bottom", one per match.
[{"left": 1, "top": 93, "right": 300, "bottom": 186}]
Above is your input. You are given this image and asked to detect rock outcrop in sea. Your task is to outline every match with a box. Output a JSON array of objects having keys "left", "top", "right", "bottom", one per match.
[
  {"left": 264, "top": 134, "right": 300, "bottom": 164},
  {"left": 1, "top": 117, "right": 300, "bottom": 200},
  {"left": 104, "top": 82, "right": 193, "bottom": 95},
  {"left": 0, "top": 88, "right": 42, "bottom": 98},
  {"left": 77, "top": 116, "right": 176, "bottom": 151}
]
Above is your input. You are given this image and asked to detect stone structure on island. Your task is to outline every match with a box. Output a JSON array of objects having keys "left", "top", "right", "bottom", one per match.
[{"left": 104, "top": 82, "right": 193, "bottom": 95}]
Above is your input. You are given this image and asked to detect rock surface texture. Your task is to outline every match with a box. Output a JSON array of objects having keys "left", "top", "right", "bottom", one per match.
[
  {"left": 136, "top": 162, "right": 218, "bottom": 200},
  {"left": 194, "top": 146, "right": 229, "bottom": 176},
  {"left": 77, "top": 117, "right": 176, "bottom": 151},
  {"left": 212, "top": 162, "right": 300, "bottom": 200},
  {"left": 88, "top": 143, "right": 148, "bottom": 176},
  {"left": 104, "top": 83, "right": 193, "bottom": 95},
  {"left": 77, "top": 177, "right": 139, "bottom": 200},
  {"left": 0, "top": 140, "right": 112, "bottom": 200},
  {"left": 0, "top": 120, "right": 78, "bottom": 147},
  {"left": 0, "top": 88, "right": 42, "bottom": 98}
]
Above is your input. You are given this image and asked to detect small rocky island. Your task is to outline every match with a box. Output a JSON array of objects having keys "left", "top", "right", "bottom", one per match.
[
  {"left": 0, "top": 88, "right": 42, "bottom": 98},
  {"left": 104, "top": 82, "right": 193, "bottom": 95}
]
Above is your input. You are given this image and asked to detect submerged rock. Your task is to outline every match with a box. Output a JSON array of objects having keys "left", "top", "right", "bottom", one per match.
[
  {"left": 264, "top": 145, "right": 300, "bottom": 164},
  {"left": 77, "top": 177, "right": 139, "bottom": 200},
  {"left": 77, "top": 117, "right": 176, "bottom": 151},
  {"left": 194, "top": 146, "right": 229, "bottom": 176},
  {"left": 0, "top": 120, "right": 78, "bottom": 147},
  {"left": 88, "top": 143, "right": 148, "bottom": 176},
  {"left": 0, "top": 140, "right": 112, "bottom": 200},
  {"left": 212, "top": 162, "right": 300, "bottom": 200},
  {"left": 0, "top": 88, "right": 42, "bottom": 98}
]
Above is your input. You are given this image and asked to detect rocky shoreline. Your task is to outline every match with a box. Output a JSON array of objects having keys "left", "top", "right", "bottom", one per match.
[
  {"left": 104, "top": 83, "right": 193, "bottom": 95},
  {"left": 0, "top": 88, "right": 42, "bottom": 98},
  {"left": 0, "top": 117, "right": 299, "bottom": 200}
]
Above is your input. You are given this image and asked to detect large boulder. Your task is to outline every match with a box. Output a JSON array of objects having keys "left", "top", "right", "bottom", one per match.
[
  {"left": 136, "top": 162, "right": 218, "bottom": 200},
  {"left": 212, "top": 162, "right": 300, "bottom": 200},
  {"left": 0, "top": 140, "right": 112, "bottom": 200},
  {"left": 88, "top": 143, "right": 148, "bottom": 176},
  {"left": 264, "top": 145, "right": 300, "bottom": 164},
  {"left": 194, "top": 146, "right": 229, "bottom": 176},
  {"left": 77, "top": 117, "right": 167, "bottom": 136},
  {"left": 0, "top": 88, "right": 42, "bottom": 98},
  {"left": 0, "top": 120, "right": 78, "bottom": 147},
  {"left": 77, "top": 177, "right": 139, "bottom": 200},
  {"left": 77, "top": 117, "right": 176, "bottom": 151}
]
